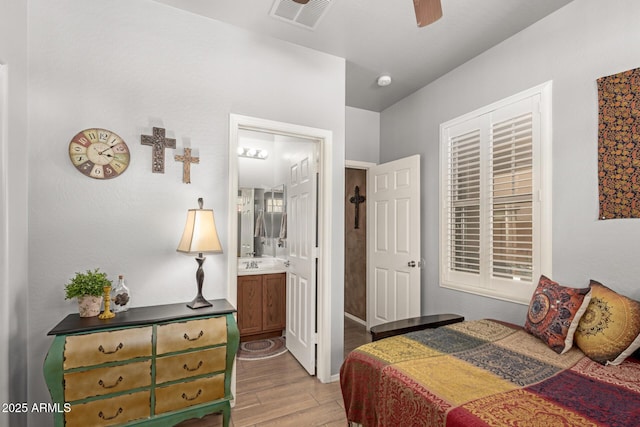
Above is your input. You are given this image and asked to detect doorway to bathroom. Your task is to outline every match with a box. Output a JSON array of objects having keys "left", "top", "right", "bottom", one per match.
[{"left": 227, "top": 114, "right": 334, "bottom": 382}]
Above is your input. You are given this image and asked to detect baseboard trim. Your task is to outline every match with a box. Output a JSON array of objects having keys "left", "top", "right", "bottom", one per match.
[{"left": 344, "top": 312, "right": 366, "bottom": 326}]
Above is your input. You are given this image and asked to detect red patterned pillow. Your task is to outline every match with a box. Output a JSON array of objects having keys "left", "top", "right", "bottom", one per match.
[
  {"left": 524, "top": 275, "right": 592, "bottom": 354},
  {"left": 574, "top": 281, "right": 640, "bottom": 365}
]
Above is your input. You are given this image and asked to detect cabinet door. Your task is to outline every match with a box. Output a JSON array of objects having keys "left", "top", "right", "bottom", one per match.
[
  {"left": 237, "top": 275, "right": 263, "bottom": 335},
  {"left": 263, "top": 273, "right": 286, "bottom": 332}
]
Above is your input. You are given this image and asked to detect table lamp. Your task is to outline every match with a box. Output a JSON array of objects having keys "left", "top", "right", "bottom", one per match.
[{"left": 177, "top": 197, "right": 223, "bottom": 309}]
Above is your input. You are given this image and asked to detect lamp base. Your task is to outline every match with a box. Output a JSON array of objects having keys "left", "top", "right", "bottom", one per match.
[
  {"left": 187, "top": 294, "right": 213, "bottom": 309},
  {"left": 186, "top": 255, "right": 213, "bottom": 309}
]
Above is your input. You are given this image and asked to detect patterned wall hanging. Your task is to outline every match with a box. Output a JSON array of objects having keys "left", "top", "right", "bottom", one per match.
[{"left": 597, "top": 67, "right": 640, "bottom": 219}]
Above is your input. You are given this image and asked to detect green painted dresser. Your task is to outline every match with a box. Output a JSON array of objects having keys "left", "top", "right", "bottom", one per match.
[{"left": 44, "top": 300, "right": 238, "bottom": 426}]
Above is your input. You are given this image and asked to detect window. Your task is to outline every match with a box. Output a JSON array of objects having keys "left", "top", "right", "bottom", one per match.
[{"left": 440, "top": 82, "right": 552, "bottom": 303}]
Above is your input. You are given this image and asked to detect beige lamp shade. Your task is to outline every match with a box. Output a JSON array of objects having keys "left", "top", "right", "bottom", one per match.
[{"left": 177, "top": 208, "right": 223, "bottom": 254}]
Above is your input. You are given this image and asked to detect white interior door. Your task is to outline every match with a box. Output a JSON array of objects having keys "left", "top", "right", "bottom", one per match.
[
  {"left": 286, "top": 149, "right": 317, "bottom": 375},
  {"left": 367, "top": 154, "right": 421, "bottom": 329}
]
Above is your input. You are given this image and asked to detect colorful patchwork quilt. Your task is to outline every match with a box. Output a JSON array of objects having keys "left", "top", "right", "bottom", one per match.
[{"left": 340, "top": 320, "right": 640, "bottom": 426}]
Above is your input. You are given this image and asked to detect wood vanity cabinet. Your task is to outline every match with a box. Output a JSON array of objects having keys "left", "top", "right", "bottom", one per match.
[
  {"left": 237, "top": 273, "right": 286, "bottom": 340},
  {"left": 44, "top": 300, "right": 238, "bottom": 427}
]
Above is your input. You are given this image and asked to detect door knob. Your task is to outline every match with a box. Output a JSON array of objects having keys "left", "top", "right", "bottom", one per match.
[{"left": 408, "top": 261, "right": 416, "bottom": 268}]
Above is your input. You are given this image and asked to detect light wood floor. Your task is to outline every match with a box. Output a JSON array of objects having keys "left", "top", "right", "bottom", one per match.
[
  {"left": 344, "top": 316, "right": 371, "bottom": 356},
  {"left": 178, "top": 316, "right": 370, "bottom": 426}
]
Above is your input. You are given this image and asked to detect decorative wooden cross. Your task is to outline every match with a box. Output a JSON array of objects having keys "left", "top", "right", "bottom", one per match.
[
  {"left": 141, "top": 127, "right": 176, "bottom": 173},
  {"left": 349, "top": 185, "right": 366, "bottom": 229},
  {"left": 174, "top": 147, "right": 199, "bottom": 184}
]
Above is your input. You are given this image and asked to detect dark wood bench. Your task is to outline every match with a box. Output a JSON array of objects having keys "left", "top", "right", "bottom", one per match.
[{"left": 370, "top": 313, "right": 464, "bottom": 341}]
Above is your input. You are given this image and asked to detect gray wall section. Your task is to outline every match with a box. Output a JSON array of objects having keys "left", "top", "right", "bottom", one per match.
[
  {"left": 346, "top": 106, "right": 380, "bottom": 164},
  {"left": 26, "top": 1, "right": 345, "bottom": 424},
  {"left": 380, "top": 0, "right": 640, "bottom": 325}
]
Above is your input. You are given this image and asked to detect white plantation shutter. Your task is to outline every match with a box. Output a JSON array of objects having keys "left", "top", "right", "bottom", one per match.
[
  {"left": 440, "top": 83, "right": 551, "bottom": 303},
  {"left": 490, "top": 113, "right": 534, "bottom": 281},
  {"left": 448, "top": 129, "right": 481, "bottom": 275}
]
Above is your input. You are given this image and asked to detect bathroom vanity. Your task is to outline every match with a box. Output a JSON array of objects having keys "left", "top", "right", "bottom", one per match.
[
  {"left": 236, "top": 185, "right": 288, "bottom": 342},
  {"left": 237, "top": 272, "right": 286, "bottom": 341},
  {"left": 237, "top": 257, "right": 287, "bottom": 341}
]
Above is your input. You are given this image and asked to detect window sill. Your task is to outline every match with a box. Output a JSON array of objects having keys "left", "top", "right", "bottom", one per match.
[{"left": 440, "top": 282, "right": 531, "bottom": 306}]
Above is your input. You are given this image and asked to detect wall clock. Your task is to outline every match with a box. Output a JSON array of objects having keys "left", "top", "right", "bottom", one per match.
[{"left": 68, "top": 128, "right": 130, "bottom": 179}]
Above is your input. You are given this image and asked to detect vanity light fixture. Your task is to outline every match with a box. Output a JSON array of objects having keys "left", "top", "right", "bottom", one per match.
[{"left": 238, "top": 147, "right": 269, "bottom": 160}]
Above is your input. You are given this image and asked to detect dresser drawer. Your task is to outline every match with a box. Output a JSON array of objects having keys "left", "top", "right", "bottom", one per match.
[
  {"left": 156, "top": 317, "right": 226, "bottom": 354},
  {"left": 154, "top": 375, "right": 225, "bottom": 415},
  {"left": 64, "top": 327, "right": 152, "bottom": 369},
  {"left": 156, "top": 347, "right": 226, "bottom": 384},
  {"left": 64, "top": 360, "right": 151, "bottom": 402},
  {"left": 65, "top": 390, "right": 150, "bottom": 426}
]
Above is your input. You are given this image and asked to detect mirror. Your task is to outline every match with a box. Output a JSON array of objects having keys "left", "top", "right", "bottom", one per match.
[
  {"left": 236, "top": 127, "right": 313, "bottom": 259},
  {"left": 237, "top": 185, "right": 286, "bottom": 258}
]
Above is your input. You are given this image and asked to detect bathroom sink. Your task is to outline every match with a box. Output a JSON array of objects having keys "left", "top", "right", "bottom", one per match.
[{"left": 237, "top": 257, "right": 288, "bottom": 276}]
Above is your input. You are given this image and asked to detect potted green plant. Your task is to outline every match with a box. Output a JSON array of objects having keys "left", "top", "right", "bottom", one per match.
[{"left": 65, "top": 268, "right": 112, "bottom": 317}]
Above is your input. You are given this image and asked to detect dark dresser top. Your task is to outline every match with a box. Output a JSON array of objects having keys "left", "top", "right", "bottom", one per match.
[{"left": 48, "top": 299, "right": 236, "bottom": 336}]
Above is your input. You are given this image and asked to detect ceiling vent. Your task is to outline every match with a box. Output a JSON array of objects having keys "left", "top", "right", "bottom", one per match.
[{"left": 270, "top": 0, "right": 334, "bottom": 30}]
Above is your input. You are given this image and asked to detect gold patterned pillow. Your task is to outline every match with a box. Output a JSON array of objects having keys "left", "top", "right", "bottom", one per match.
[{"left": 574, "top": 281, "right": 640, "bottom": 365}]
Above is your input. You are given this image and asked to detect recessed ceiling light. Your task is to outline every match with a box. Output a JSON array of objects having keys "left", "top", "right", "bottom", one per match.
[{"left": 377, "top": 74, "right": 392, "bottom": 87}]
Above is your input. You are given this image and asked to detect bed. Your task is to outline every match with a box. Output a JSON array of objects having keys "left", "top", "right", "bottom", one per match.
[{"left": 340, "top": 318, "right": 640, "bottom": 426}]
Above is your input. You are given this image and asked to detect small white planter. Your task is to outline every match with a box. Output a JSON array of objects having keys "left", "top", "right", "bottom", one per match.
[{"left": 77, "top": 295, "right": 103, "bottom": 318}]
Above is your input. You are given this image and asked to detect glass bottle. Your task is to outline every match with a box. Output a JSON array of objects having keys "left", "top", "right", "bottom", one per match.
[{"left": 111, "top": 275, "right": 131, "bottom": 313}]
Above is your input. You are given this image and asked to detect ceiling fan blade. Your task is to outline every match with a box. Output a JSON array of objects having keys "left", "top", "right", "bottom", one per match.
[
  {"left": 413, "top": 0, "right": 443, "bottom": 27},
  {"left": 292, "top": 0, "right": 310, "bottom": 4}
]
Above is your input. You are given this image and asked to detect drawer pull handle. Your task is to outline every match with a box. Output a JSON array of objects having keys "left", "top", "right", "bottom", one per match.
[
  {"left": 181, "top": 389, "right": 202, "bottom": 401},
  {"left": 183, "top": 330, "right": 204, "bottom": 342},
  {"left": 98, "top": 407, "right": 123, "bottom": 420},
  {"left": 98, "top": 376, "right": 124, "bottom": 389},
  {"left": 183, "top": 361, "right": 203, "bottom": 372},
  {"left": 98, "top": 342, "right": 124, "bottom": 354}
]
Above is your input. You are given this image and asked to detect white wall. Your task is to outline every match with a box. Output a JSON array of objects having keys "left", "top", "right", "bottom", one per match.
[
  {"left": 0, "top": 0, "right": 28, "bottom": 426},
  {"left": 380, "top": 0, "right": 640, "bottom": 324},
  {"left": 27, "top": 0, "right": 345, "bottom": 424},
  {"left": 346, "top": 106, "right": 380, "bottom": 164}
]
